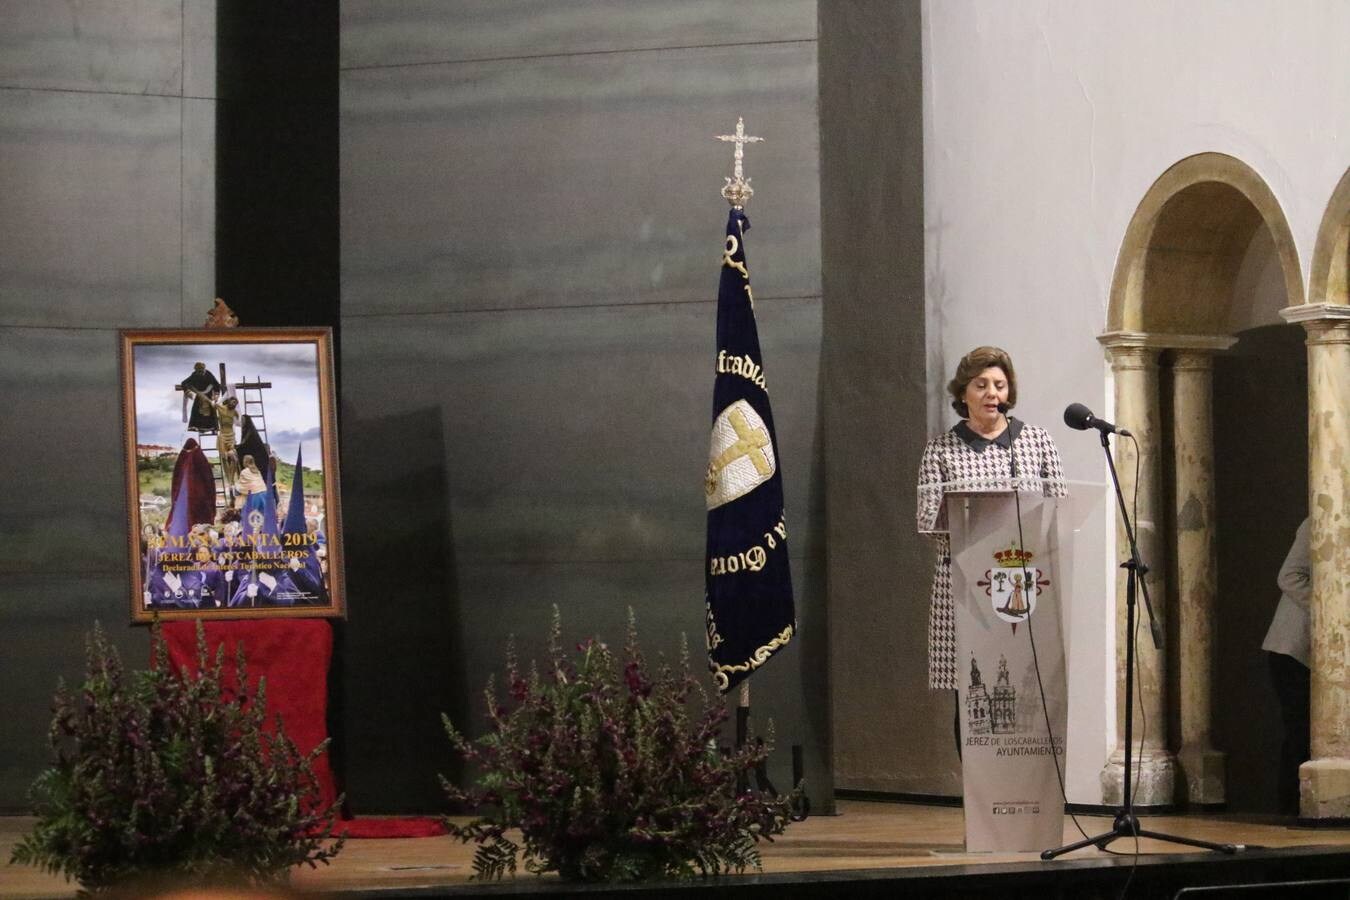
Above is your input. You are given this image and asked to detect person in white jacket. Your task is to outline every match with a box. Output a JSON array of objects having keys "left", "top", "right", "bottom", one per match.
[{"left": 1261, "top": 517, "right": 1311, "bottom": 816}]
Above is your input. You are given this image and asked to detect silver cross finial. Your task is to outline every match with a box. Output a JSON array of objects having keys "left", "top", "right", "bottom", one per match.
[{"left": 716, "top": 117, "right": 763, "bottom": 208}]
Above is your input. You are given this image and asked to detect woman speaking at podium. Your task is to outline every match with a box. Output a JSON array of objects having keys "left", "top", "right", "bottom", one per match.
[{"left": 916, "top": 346, "right": 1066, "bottom": 733}]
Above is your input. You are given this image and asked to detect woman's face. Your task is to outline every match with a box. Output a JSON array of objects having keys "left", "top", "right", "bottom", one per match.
[{"left": 963, "top": 366, "right": 1009, "bottom": 427}]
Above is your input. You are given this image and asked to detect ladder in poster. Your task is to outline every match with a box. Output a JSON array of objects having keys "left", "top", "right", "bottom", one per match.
[
  {"left": 235, "top": 376, "right": 272, "bottom": 450},
  {"left": 179, "top": 364, "right": 275, "bottom": 515},
  {"left": 206, "top": 362, "right": 280, "bottom": 513},
  {"left": 200, "top": 362, "right": 230, "bottom": 513}
]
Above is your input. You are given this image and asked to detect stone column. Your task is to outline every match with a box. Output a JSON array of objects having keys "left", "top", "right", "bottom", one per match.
[
  {"left": 1171, "top": 345, "right": 1233, "bottom": 805},
  {"left": 1280, "top": 304, "right": 1350, "bottom": 820},
  {"left": 1098, "top": 333, "right": 1175, "bottom": 807}
]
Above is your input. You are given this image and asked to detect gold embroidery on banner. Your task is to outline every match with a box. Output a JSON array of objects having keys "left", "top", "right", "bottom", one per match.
[
  {"left": 705, "top": 605, "right": 725, "bottom": 651},
  {"left": 709, "top": 545, "right": 767, "bottom": 576},
  {"left": 722, "top": 233, "right": 755, "bottom": 309},
  {"left": 708, "top": 512, "right": 788, "bottom": 577},
  {"left": 710, "top": 407, "right": 772, "bottom": 477},
  {"left": 705, "top": 401, "right": 776, "bottom": 507},
  {"left": 723, "top": 235, "right": 749, "bottom": 280},
  {"left": 715, "top": 350, "right": 768, "bottom": 392},
  {"left": 710, "top": 624, "right": 795, "bottom": 692}
]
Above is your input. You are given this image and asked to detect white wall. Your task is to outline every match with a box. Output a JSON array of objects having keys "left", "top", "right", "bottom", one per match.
[{"left": 921, "top": 0, "right": 1350, "bottom": 802}]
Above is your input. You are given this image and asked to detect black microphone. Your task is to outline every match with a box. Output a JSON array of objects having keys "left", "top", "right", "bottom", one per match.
[
  {"left": 1063, "top": 402, "right": 1131, "bottom": 437},
  {"left": 998, "top": 403, "right": 1018, "bottom": 477}
]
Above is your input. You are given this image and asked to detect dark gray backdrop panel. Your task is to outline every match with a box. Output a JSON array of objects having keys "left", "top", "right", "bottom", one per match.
[
  {"left": 0, "top": 328, "right": 127, "bottom": 574},
  {"left": 340, "top": 301, "right": 821, "bottom": 563},
  {"left": 819, "top": 2, "right": 947, "bottom": 797},
  {"left": 0, "top": 1, "right": 182, "bottom": 95},
  {"left": 0, "top": 91, "right": 181, "bottom": 328},
  {"left": 341, "top": 43, "right": 819, "bottom": 317},
  {"left": 339, "top": 2, "right": 832, "bottom": 813},
  {"left": 0, "top": 3, "right": 214, "bottom": 811},
  {"left": 340, "top": 0, "right": 816, "bottom": 68}
]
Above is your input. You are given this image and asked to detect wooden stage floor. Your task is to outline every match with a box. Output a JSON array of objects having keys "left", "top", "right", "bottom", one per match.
[{"left": 4, "top": 800, "right": 1350, "bottom": 898}]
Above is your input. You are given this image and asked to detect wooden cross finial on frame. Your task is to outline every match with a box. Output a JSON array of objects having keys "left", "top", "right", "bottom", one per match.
[{"left": 205, "top": 298, "right": 239, "bottom": 329}]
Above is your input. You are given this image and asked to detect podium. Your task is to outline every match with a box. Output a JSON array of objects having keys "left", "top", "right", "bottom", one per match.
[{"left": 942, "top": 483, "right": 1069, "bottom": 852}]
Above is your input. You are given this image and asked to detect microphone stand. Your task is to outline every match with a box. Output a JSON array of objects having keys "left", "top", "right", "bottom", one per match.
[{"left": 1041, "top": 429, "right": 1236, "bottom": 859}]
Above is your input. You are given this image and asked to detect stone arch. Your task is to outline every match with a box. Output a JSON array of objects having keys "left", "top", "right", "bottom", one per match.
[
  {"left": 1107, "top": 152, "right": 1304, "bottom": 334},
  {"left": 1289, "top": 163, "right": 1350, "bottom": 820},
  {"left": 1097, "top": 153, "right": 1307, "bottom": 813},
  {"left": 1308, "top": 166, "right": 1350, "bottom": 305}
]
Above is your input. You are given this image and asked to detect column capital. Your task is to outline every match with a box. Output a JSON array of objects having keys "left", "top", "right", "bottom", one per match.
[
  {"left": 1098, "top": 332, "right": 1159, "bottom": 370},
  {"left": 1280, "top": 303, "right": 1350, "bottom": 344},
  {"left": 1278, "top": 302, "right": 1350, "bottom": 325},
  {"left": 1097, "top": 330, "right": 1237, "bottom": 352},
  {"left": 1171, "top": 349, "right": 1219, "bottom": 372}
]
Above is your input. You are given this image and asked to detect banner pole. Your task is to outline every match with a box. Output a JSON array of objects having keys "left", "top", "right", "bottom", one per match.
[{"left": 735, "top": 679, "right": 751, "bottom": 794}]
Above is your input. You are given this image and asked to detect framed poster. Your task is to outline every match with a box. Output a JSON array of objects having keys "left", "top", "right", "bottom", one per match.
[{"left": 120, "top": 328, "right": 345, "bottom": 622}]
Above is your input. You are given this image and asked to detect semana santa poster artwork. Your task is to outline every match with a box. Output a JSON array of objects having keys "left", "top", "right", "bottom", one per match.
[{"left": 120, "top": 329, "right": 345, "bottom": 622}]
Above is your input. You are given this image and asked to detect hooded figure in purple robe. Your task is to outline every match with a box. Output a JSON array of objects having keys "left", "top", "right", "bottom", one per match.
[
  {"left": 277, "top": 446, "right": 326, "bottom": 604},
  {"left": 147, "top": 477, "right": 220, "bottom": 608}
]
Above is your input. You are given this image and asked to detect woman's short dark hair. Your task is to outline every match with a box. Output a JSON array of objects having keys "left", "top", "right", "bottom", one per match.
[{"left": 947, "top": 346, "right": 1017, "bottom": 417}]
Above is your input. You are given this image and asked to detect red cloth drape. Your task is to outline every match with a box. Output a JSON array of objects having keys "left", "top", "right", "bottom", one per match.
[{"left": 161, "top": 620, "right": 444, "bottom": 839}]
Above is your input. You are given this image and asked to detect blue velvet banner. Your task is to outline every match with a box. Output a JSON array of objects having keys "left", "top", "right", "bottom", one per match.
[{"left": 704, "top": 208, "right": 795, "bottom": 693}]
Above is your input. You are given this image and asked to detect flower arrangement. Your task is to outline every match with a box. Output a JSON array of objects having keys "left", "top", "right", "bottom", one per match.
[
  {"left": 9, "top": 622, "right": 344, "bottom": 891},
  {"left": 440, "top": 609, "right": 797, "bottom": 882}
]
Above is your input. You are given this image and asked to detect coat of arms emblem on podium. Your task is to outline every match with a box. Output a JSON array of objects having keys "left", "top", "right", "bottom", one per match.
[{"left": 977, "top": 543, "right": 1051, "bottom": 629}]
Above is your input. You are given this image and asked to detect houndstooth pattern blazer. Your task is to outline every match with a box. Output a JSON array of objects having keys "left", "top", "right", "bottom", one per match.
[{"left": 916, "top": 418, "right": 1067, "bottom": 690}]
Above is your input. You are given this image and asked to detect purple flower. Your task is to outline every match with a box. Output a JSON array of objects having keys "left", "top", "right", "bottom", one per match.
[{"left": 439, "top": 609, "right": 800, "bottom": 882}]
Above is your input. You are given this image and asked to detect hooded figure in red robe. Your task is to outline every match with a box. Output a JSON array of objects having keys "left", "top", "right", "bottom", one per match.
[{"left": 167, "top": 438, "right": 217, "bottom": 528}]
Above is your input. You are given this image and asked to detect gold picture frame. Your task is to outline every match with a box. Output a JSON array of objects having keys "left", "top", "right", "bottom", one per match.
[{"left": 120, "top": 328, "right": 345, "bottom": 622}]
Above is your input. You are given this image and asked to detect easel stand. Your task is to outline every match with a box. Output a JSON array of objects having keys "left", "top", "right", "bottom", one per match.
[{"left": 1041, "top": 431, "right": 1237, "bottom": 860}]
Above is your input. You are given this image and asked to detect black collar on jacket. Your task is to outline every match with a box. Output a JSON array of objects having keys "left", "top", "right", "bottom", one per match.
[{"left": 952, "top": 417, "right": 1023, "bottom": 453}]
